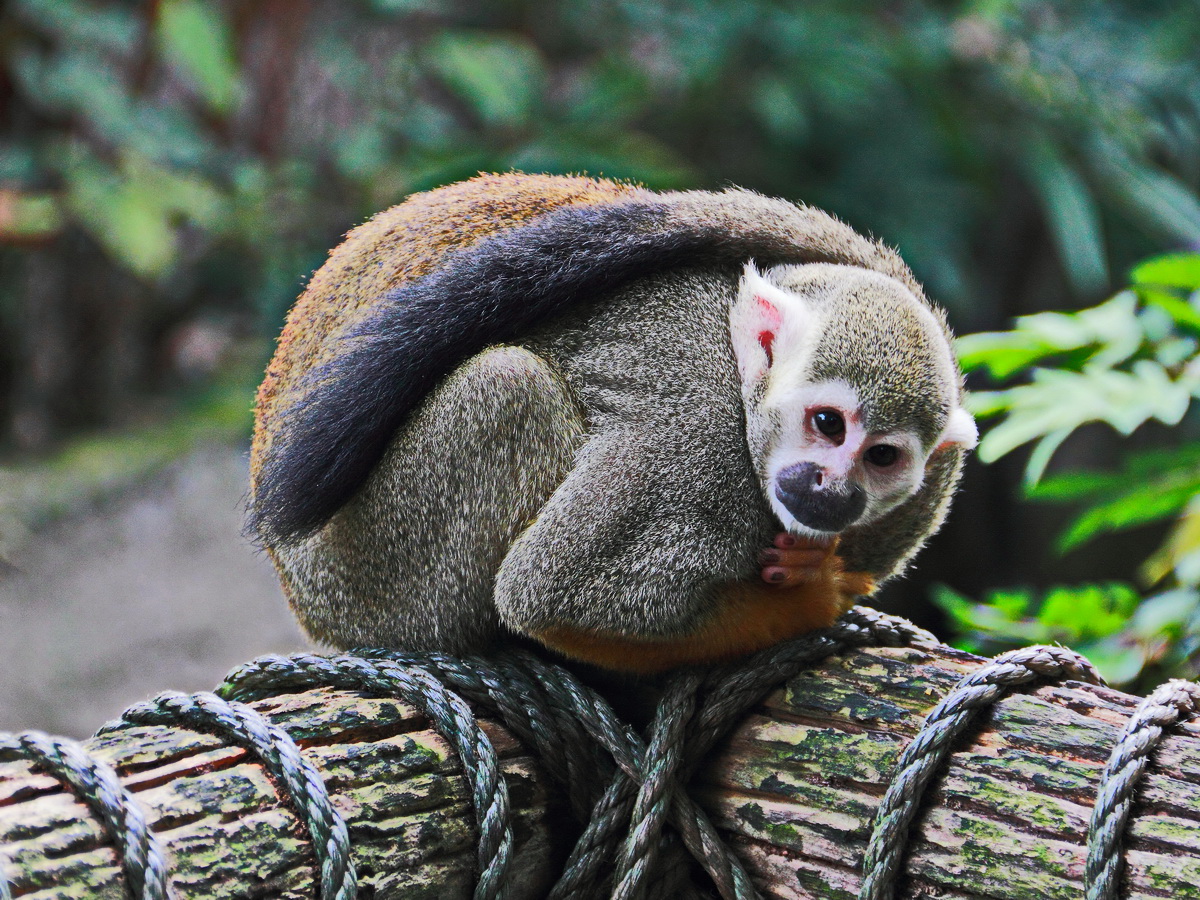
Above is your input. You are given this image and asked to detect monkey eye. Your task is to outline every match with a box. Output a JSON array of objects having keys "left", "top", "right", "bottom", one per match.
[
  {"left": 812, "top": 409, "right": 845, "bottom": 438},
  {"left": 865, "top": 444, "right": 899, "bottom": 467}
]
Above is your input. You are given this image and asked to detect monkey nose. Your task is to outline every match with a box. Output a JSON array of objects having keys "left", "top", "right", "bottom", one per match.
[{"left": 774, "top": 462, "right": 866, "bottom": 532}]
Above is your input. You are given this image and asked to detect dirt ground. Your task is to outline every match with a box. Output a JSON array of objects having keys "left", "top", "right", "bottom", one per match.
[{"left": 0, "top": 446, "right": 313, "bottom": 738}]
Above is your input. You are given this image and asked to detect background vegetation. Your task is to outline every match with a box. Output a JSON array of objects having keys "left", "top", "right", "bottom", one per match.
[{"left": 3, "top": 0, "right": 1200, "bottom": 691}]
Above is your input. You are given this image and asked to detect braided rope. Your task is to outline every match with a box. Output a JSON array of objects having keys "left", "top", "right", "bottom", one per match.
[
  {"left": 219, "top": 653, "right": 516, "bottom": 900},
  {"left": 98, "top": 691, "right": 356, "bottom": 900},
  {"left": 0, "top": 731, "right": 171, "bottom": 900},
  {"left": 1087, "top": 678, "right": 1200, "bottom": 900},
  {"left": 858, "top": 644, "right": 1103, "bottom": 900},
  {"left": 1, "top": 606, "right": 1195, "bottom": 899}
]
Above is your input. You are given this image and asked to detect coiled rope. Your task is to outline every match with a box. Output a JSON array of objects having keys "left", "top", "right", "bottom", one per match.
[
  {"left": 98, "top": 691, "right": 357, "bottom": 900},
  {"left": 0, "top": 606, "right": 1195, "bottom": 899},
  {"left": 858, "top": 645, "right": 1103, "bottom": 900},
  {"left": 0, "top": 730, "right": 171, "bottom": 900}
]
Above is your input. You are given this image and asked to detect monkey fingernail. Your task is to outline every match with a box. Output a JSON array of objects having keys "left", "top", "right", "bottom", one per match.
[
  {"left": 759, "top": 549, "right": 781, "bottom": 564},
  {"left": 776, "top": 534, "right": 797, "bottom": 549},
  {"left": 765, "top": 568, "right": 787, "bottom": 583}
]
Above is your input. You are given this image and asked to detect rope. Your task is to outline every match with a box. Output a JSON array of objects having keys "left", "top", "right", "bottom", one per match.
[
  {"left": 1087, "top": 678, "right": 1200, "bottom": 900},
  {"left": 217, "top": 605, "right": 932, "bottom": 900},
  {"left": 0, "top": 607, "right": 1195, "bottom": 899},
  {"left": 0, "top": 730, "right": 171, "bottom": 900},
  {"left": 218, "top": 652, "right": 518, "bottom": 900},
  {"left": 858, "top": 644, "right": 1103, "bottom": 900},
  {"left": 98, "top": 691, "right": 356, "bottom": 900}
]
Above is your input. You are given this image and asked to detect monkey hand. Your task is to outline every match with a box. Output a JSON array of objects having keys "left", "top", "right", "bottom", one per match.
[
  {"left": 759, "top": 532, "right": 841, "bottom": 586},
  {"left": 759, "top": 532, "right": 875, "bottom": 598}
]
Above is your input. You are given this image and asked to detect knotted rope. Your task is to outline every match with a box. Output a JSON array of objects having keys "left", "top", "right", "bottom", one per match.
[{"left": 0, "top": 607, "right": 1195, "bottom": 899}]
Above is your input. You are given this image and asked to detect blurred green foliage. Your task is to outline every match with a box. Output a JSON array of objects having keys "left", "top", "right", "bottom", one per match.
[
  {"left": 3, "top": 1, "right": 1199, "bottom": 341},
  {"left": 942, "top": 253, "right": 1200, "bottom": 688},
  {"left": 4, "top": 0, "right": 1200, "bottom": 648}
]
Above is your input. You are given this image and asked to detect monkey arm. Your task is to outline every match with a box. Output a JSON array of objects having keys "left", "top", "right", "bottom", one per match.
[
  {"left": 835, "top": 446, "right": 966, "bottom": 582},
  {"left": 530, "top": 557, "right": 873, "bottom": 674},
  {"left": 495, "top": 432, "right": 873, "bottom": 672}
]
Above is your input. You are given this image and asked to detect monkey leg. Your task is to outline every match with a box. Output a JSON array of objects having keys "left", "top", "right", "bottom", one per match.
[{"left": 270, "top": 345, "right": 585, "bottom": 653}]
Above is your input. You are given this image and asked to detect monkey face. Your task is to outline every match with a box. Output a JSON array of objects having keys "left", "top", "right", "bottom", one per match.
[
  {"left": 759, "top": 376, "right": 929, "bottom": 536},
  {"left": 728, "top": 261, "right": 977, "bottom": 538},
  {"left": 768, "top": 381, "right": 940, "bottom": 535}
]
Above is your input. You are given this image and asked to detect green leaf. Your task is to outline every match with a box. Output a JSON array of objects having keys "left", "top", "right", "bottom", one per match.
[
  {"left": 976, "top": 362, "right": 1192, "bottom": 465},
  {"left": 1027, "top": 140, "right": 1109, "bottom": 295},
  {"left": 1038, "top": 583, "right": 1137, "bottom": 639},
  {"left": 1132, "top": 254, "right": 1200, "bottom": 291},
  {"left": 930, "top": 584, "right": 979, "bottom": 631},
  {"left": 955, "top": 331, "right": 1061, "bottom": 379},
  {"left": 1094, "top": 140, "right": 1200, "bottom": 244},
  {"left": 1022, "top": 428, "right": 1070, "bottom": 486},
  {"left": 1027, "top": 470, "right": 1126, "bottom": 502},
  {"left": 157, "top": 0, "right": 240, "bottom": 115},
  {"left": 62, "top": 151, "right": 226, "bottom": 279},
  {"left": 1138, "top": 288, "right": 1200, "bottom": 338},
  {"left": 0, "top": 191, "right": 62, "bottom": 239},
  {"left": 962, "top": 389, "right": 1015, "bottom": 419},
  {"left": 1129, "top": 589, "right": 1200, "bottom": 638},
  {"left": 429, "top": 32, "right": 546, "bottom": 127},
  {"left": 1079, "top": 637, "right": 1145, "bottom": 686},
  {"left": 65, "top": 159, "right": 172, "bottom": 279},
  {"left": 956, "top": 292, "right": 1142, "bottom": 379},
  {"left": 991, "top": 589, "right": 1033, "bottom": 620},
  {"left": 1057, "top": 469, "right": 1200, "bottom": 551}
]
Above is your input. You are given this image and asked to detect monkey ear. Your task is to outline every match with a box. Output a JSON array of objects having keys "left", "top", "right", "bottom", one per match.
[
  {"left": 729, "top": 261, "right": 811, "bottom": 388},
  {"left": 936, "top": 405, "right": 978, "bottom": 452}
]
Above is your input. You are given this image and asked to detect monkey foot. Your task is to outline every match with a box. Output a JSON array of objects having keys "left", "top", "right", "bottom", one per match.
[{"left": 759, "top": 532, "right": 835, "bottom": 587}]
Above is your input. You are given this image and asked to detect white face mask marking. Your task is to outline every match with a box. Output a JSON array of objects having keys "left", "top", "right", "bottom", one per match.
[{"left": 729, "top": 263, "right": 974, "bottom": 535}]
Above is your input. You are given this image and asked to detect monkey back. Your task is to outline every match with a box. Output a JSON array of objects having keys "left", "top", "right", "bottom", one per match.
[{"left": 249, "top": 173, "right": 935, "bottom": 547}]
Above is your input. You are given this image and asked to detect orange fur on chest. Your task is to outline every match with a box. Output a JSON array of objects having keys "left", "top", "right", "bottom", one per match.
[{"left": 536, "top": 559, "right": 875, "bottom": 674}]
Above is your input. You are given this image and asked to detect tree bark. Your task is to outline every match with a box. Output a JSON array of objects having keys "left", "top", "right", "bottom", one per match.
[{"left": 1, "top": 641, "right": 1198, "bottom": 899}]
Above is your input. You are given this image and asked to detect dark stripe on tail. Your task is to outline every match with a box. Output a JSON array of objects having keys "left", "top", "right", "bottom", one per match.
[{"left": 250, "top": 201, "right": 819, "bottom": 545}]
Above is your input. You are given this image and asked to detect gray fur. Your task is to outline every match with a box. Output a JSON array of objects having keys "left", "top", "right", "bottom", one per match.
[
  {"left": 499, "top": 268, "right": 775, "bottom": 639},
  {"left": 277, "top": 261, "right": 967, "bottom": 654},
  {"left": 754, "top": 263, "right": 967, "bottom": 580},
  {"left": 838, "top": 445, "right": 965, "bottom": 579},
  {"left": 272, "top": 346, "right": 585, "bottom": 652},
  {"left": 762, "top": 263, "right": 958, "bottom": 445}
]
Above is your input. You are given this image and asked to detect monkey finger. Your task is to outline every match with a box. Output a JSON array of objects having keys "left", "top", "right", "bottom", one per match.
[
  {"left": 772, "top": 532, "right": 834, "bottom": 552},
  {"left": 761, "top": 564, "right": 820, "bottom": 587},
  {"left": 768, "top": 532, "right": 835, "bottom": 554},
  {"left": 760, "top": 547, "right": 827, "bottom": 569}
]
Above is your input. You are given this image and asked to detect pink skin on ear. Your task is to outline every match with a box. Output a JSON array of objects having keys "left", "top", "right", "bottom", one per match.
[
  {"left": 755, "top": 295, "right": 782, "bottom": 365},
  {"left": 757, "top": 330, "right": 774, "bottom": 364}
]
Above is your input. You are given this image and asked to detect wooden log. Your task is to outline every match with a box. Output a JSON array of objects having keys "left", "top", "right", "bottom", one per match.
[{"left": 1, "top": 640, "right": 1198, "bottom": 899}]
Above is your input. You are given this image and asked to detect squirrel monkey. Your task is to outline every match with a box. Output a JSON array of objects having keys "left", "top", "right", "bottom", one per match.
[{"left": 248, "top": 174, "right": 976, "bottom": 673}]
